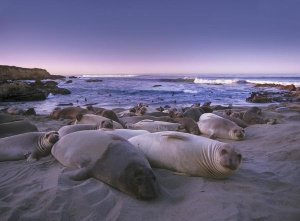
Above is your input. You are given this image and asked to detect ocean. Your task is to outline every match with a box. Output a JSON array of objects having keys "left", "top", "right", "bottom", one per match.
[{"left": 1, "top": 74, "right": 300, "bottom": 114}]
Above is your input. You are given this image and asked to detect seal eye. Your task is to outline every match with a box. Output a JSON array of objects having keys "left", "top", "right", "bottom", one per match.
[{"left": 220, "top": 149, "right": 228, "bottom": 155}]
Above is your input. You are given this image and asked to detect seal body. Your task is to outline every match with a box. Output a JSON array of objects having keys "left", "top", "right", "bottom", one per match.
[
  {"left": 198, "top": 113, "right": 245, "bottom": 140},
  {"left": 173, "top": 117, "right": 201, "bottom": 135},
  {"left": 58, "top": 124, "right": 99, "bottom": 137},
  {"left": 99, "top": 129, "right": 150, "bottom": 140},
  {"left": 120, "top": 116, "right": 175, "bottom": 126},
  {"left": 129, "top": 131, "right": 241, "bottom": 178},
  {"left": 75, "top": 114, "right": 123, "bottom": 129},
  {"left": 0, "top": 120, "right": 38, "bottom": 138},
  {"left": 50, "top": 107, "right": 89, "bottom": 120},
  {"left": 127, "top": 119, "right": 184, "bottom": 132},
  {"left": 52, "top": 130, "right": 159, "bottom": 200},
  {"left": 0, "top": 131, "right": 59, "bottom": 162}
]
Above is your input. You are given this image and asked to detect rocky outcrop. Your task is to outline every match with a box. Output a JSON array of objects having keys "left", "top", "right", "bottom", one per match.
[
  {"left": 254, "top": 83, "right": 296, "bottom": 91},
  {"left": 0, "top": 80, "right": 71, "bottom": 102},
  {"left": 0, "top": 65, "right": 64, "bottom": 81},
  {"left": 247, "top": 90, "right": 300, "bottom": 103},
  {"left": 0, "top": 82, "right": 47, "bottom": 101}
]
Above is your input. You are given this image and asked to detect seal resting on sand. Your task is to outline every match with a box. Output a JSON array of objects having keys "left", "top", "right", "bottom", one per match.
[
  {"left": 52, "top": 130, "right": 159, "bottom": 200},
  {"left": 98, "top": 128, "right": 150, "bottom": 140},
  {"left": 129, "top": 131, "right": 241, "bottom": 178},
  {"left": 198, "top": 113, "right": 245, "bottom": 140},
  {"left": 0, "top": 131, "right": 59, "bottom": 162},
  {"left": 50, "top": 107, "right": 89, "bottom": 120},
  {"left": 127, "top": 119, "right": 184, "bottom": 132},
  {"left": 75, "top": 114, "right": 123, "bottom": 129},
  {"left": 0, "top": 120, "right": 38, "bottom": 138},
  {"left": 58, "top": 124, "right": 105, "bottom": 137},
  {"left": 172, "top": 117, "right": 201, "bottom": 135}
]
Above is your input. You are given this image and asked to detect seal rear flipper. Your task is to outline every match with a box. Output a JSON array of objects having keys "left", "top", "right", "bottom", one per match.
[
  {"left": 66, "top": 167, "right": 92, "bottom": 181},
  {"left": 172, "top": 171, "right": 190, "bottom": 176}
]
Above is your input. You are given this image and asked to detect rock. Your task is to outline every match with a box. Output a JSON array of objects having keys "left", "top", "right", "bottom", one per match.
[
  {"left": 0, "top": 80, "right": 71, "bottom": 102},
  {"left": 24, "top": 108, "right": 36, "bottom": 115},
  {"left": 30, "top": 80, "right": 71, "bottom": 95},
  {"left": 254, "top": 83, "right": 296, "bottom": 91},
  {"left": 0, "top": 82, "right": 48, "bottom": 101},
  {"left": 6, "top": 107, "right": 24, "bottom": 115},
  {"left": 65, "top": 80, "right": 72, "bottom": 84},
  {"left": 0, "top": 65, "right": 64, "bottom": 80},
  {"left": 85, "top": 79, "right": 103, "bottom": 83},
  {"left": 152, "top": 85, "right": 162, "bottom": 87},
  {"left": 57, "top": 103, "right": 74, "bottom": 106}
]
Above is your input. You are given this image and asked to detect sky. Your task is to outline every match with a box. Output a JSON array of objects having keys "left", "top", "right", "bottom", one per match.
[{"left": 0, "top": 0, "right": 300, "bottom": 75}]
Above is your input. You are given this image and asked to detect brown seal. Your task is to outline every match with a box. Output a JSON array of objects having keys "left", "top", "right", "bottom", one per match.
[{"left": 50, "top": 106, "right": 89, "bottom": 120}]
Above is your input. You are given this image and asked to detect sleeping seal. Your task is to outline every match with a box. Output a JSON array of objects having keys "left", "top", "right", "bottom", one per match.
[
  {"left": 51, "top": 130, "right": 159, "bottom": 200},
  {"left": 58, "top": 121, "right": 115, "bottom": 137},
  {"left": 198, "top": 113, "right": 245, "bottom": 140},
  {"left": 75, "top": 114, "right": 123, "bottom": 129},
  {"left": 0, "top": 120, "right": 38, "bottom": 138},
  {"left": 129, "top": 131, "right": 241, "bottom": 179},
  {"left": 98, "top": 129, "right": 150, "bottom": 140},
  {"left": 0, "top": 131, "right": 59, "bottom": 162},
  {"left": 127, "top": 119, "right": 184, "bottom": 132}
]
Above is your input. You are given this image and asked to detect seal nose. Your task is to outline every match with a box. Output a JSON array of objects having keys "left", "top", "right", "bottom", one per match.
[{"left": 49, "top": 134, "right": 60, "bottom": 143}]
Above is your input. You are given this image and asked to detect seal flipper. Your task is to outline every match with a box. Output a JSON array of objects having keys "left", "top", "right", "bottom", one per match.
[
  {"left": 66, "top": 167, "right": 92, "bottom": 181},
  {"left": 26, "top": 151, "right": 39, "bottom": 162}
]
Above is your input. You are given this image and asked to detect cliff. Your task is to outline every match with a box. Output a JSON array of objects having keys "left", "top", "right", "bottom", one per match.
[{"left": 0, "top": 65, "right": 64, "bottom": 81}]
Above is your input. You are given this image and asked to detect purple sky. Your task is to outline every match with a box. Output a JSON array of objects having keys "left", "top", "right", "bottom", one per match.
[{"left": 1, "top": 0, "right": 300, "bottom": 75}]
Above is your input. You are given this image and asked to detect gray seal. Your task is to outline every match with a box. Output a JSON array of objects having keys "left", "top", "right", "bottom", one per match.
[
  {"left": 0, "top": 131, "right": 59, "bottom": 162},
  {"left": 0, "top": 120, "right": 38, "bottom": 138},
  {"left": 51, "top": 130, "right": 159, "bottom": 200}
]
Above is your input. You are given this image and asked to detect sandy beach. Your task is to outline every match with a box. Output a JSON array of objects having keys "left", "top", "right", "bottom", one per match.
[{"left": 0, "top": 103, "right": 300, "bottom": 221}]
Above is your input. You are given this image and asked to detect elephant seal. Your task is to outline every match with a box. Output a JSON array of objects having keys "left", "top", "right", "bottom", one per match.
[
  {"left": 75, "top": 114, "right": 123, "bottom": 129},
  {"left": 242, "top": 107, "right": 266, "bottom": 124},
  {"left": 99, "top": 129, "right": 150, "bottom": 140},
  {"left": 129, "top": 131, "right": 241, "bottom": 178},
  {"left": 214, "top": 112, "right": 248, "bottom": 128},
  {"left": 88, "top": 106, "right": 123, "bottom": 125},
  {"left": 120, "top": 116, "right": 175, "bottom": 126},
  {"left": 183, "top": 107, "right": 204, "bottom": 121},
  {"left": 127, "top": 119, "right": 184, "bottom": 133},
  {"left": 0, "top": 113, "right": 23, "bottom": 124},
  {"left": 198, "top": 113, "right": 245, "bottom": 140},
  {"left": 50, "top": 107, "right": 89, "bottom": 120},
  {"left": 58, "top": 124, "right": 103, "bottom": 137},
  {"left": 52, "top": 130, "right": 159, "bottom": 200},
  {"left": 121, "top": 115, "right": 176, "bottom": 125},
  {"left": 0, "top": 131, "right": 59, "bottom": 162},
  {"left": 172, "top": 117, "right": 201, "bottom": 135},
  {"left": 0, "top": 120, "right": 38, "bottom": 138}
]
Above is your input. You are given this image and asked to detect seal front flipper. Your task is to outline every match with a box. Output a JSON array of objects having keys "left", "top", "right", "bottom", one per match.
[
  {"left": 66, "top": 167, "right": 92, "bottom": 181},
  {"left": 26, "top": 150, "right": 40, "bottom": 162}
]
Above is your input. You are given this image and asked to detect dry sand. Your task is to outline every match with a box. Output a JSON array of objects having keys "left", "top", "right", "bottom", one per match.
[{"left": 0, "top": 105, "right": 300, "bottom": 221}]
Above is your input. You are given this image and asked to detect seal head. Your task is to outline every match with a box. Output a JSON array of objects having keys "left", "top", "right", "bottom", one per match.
[
  {"left": 219, "top": 146, "right": 242, "bottom": 171},
  {"left": 229, "top": 127, "right": 245, "bottom": 140},
  {"left": 120, "top": 162, "right": 159, "bottom": 200}
]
